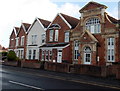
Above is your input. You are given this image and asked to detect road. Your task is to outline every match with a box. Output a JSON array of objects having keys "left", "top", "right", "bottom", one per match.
[{"left": 0, "top": 65, "right": 119, "bottom": 90}]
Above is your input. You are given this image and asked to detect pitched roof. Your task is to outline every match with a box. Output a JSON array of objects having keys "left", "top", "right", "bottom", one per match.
[
  {"left": 22, "top": 23, "right": 31, "bottom": 32},
  {"left": 38, "top": 18, "right": 51, "bottom": 28},
  {"left": 60, "top": 13, "right": 79, "bottom": 29},
  {"left": 79, "top": 1, "right": 107, "bottom": 12},
  {"left": 107, "top": 14, "right": 119, "bottom": 24},
  {"left": 14, "top": 27, "right": 19, "bottom": 36},
  {"left": 27, "top": 18, "right": 51, "bottom": 34}
]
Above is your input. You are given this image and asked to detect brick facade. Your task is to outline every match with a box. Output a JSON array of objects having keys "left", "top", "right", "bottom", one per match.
[
  {"left": 71, "top": 2, "right": 120, "bottom": 66},
  {"left": 9, "top": 27, "right": 19, "bottom": 51},
  {"left": 8, "top": 1, "right": 119, "bottom": 67},
  {"left": 40, "top": 13, "right": 79, "bottom": 63}
]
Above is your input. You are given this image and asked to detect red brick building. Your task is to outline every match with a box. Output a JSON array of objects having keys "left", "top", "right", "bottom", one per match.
[
  {"left": 71, "top": 2, "right": 120, "bottom": 66},
  {"left": 9, "top": 27, "right": 19, "bottom": 51},
  {"left": 39, "top": 13, "right": 79, "bottom": 63},
  {"left": 15, "top": 23, "right": 31, "bottom": 59}
]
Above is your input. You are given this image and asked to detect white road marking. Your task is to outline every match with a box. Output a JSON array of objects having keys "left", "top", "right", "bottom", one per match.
[{"left": 9, "top": 80, "right": 44, "bottom": 90}]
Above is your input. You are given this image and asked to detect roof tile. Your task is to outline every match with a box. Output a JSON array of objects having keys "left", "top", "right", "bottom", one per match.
[
  {"left": 38, "top": 18, "right": 51, "bottom": 28},
  {"left": 60, "top": 13, "right": 79, "bottom": 29}
]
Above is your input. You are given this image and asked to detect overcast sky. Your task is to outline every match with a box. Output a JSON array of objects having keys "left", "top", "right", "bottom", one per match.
[{"left": 0, "top": 0, "right": 119, "bottom": 48}]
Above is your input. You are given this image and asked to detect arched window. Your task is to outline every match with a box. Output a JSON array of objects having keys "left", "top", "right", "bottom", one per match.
[
  {"left": 84, "top": 47, "right": 91, "bottom": 53},
  {"left": 85, "top": 18, "right": 101, "bottom": 34}
]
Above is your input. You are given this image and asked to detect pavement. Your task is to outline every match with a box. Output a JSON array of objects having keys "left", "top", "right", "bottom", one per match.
[{"left": 1, "top": 65, "right": 120, "bottom": 90}]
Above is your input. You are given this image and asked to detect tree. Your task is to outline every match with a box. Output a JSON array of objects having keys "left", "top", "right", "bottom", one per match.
[{"left": 7, "top": 51, "right": 17, "bottom": 61}]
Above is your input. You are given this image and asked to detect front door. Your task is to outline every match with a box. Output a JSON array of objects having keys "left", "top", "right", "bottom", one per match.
[
  {"left": 57, "top": 50, "right": 62, "bottom": 63},
  {"left": 84, "top": 47, "right": 91, "bottom": 64}
]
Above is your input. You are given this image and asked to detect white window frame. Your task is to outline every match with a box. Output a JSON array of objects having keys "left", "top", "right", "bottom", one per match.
[
  {"left": 11, "top": 38, "right": 14, "bottom": 41},
  {"left": 45, "top": 50, "right": 49, "bottom": 61},
  {"left": 49, "top": 50, "right": 52, "bottom": 61},
  {"left": 49, "top": 30, "right": 54, "bottom": 41},
  {"left": 42, "top": 50, "right": 45, "bottom": 61},
  {"left": 55, "top": 30, "right": 59, "bottom": 41},
  {"left": 20, "top": 50, "right": 24, "bottom": 59},
  {"left": 33, "top": 50, "right": 36, "bottom": 60},
  {"left": 65, "top": 31, "right": 70, "bottom": 42},
  {"left": 84, "top": 47, "right": 91, "bottom": 64},
  {"left": 31, "top": 35, "right": 37, "bottom": 45},
  {"left": 21, "top": 36, "right": 24, "bottom": 46},
  {"left": 18, "top": 50, "right": 20, "bottom": 58},
  {"left": 107, "top": 37, "right": 115, "bottom": 62},
  {"left": 85, "top": 18, "right": 101, "bottom": 34},
  {"left": 16, "top": 37, "right": 19, "bottom": 46},
  {"left": 74, "top": 40, "right": 79, "bottom": 60},
  {"left": 57, "top": 50, "right": 62, "bottom": 63},
  {"left": 28, "top": 50, "right": 32, "bottom": 60},
  {"left": 41, "top": 33, "right": 46, "bottom": 44}
]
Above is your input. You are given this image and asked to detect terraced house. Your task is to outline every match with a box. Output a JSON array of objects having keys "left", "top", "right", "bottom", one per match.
[
  {"left": 8, "top": 1, "right": 119, "bottom": 66},
  {"left": 15, "top": 23, "right": 31, "bottom": 59},
  {"left": 26, "top": 18, "right": 50, "bottom": 61},
  {"left": 9, "top": 27, "right": 19, "bottom": 52},
  {"left": 39, "top": 13, "right": 79, "bottom": 63},
  {"left": 71, "top": 2, "right": 120, "bottom": 66}
]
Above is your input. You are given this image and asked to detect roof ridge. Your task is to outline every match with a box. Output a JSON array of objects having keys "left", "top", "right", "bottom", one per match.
[
  {"left": 38, "top": 18, "right": 51, "bottom": 23},
  {"left": 22, "top": 22, "right": 31, "bottom": 25},
  {"left": 106, "top": 13, "right": 118, "bottom": 24},
  {"left": 60, "top": 13, "right": 79, "bottom": 29}
]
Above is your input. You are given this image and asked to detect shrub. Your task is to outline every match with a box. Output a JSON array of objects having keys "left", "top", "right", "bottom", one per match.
[{"left": 7, "top": 51, "right": 17, "bottom": 61}]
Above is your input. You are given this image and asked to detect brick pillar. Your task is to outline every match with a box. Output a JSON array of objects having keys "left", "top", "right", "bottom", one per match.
[{"left": 92, "top": 52, "right": 97, "bottom": 65}]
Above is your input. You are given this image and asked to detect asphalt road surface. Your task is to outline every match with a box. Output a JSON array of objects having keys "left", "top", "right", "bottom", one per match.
[{"left": 0, "top": 65, "right": 119, "bottom": 91}]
